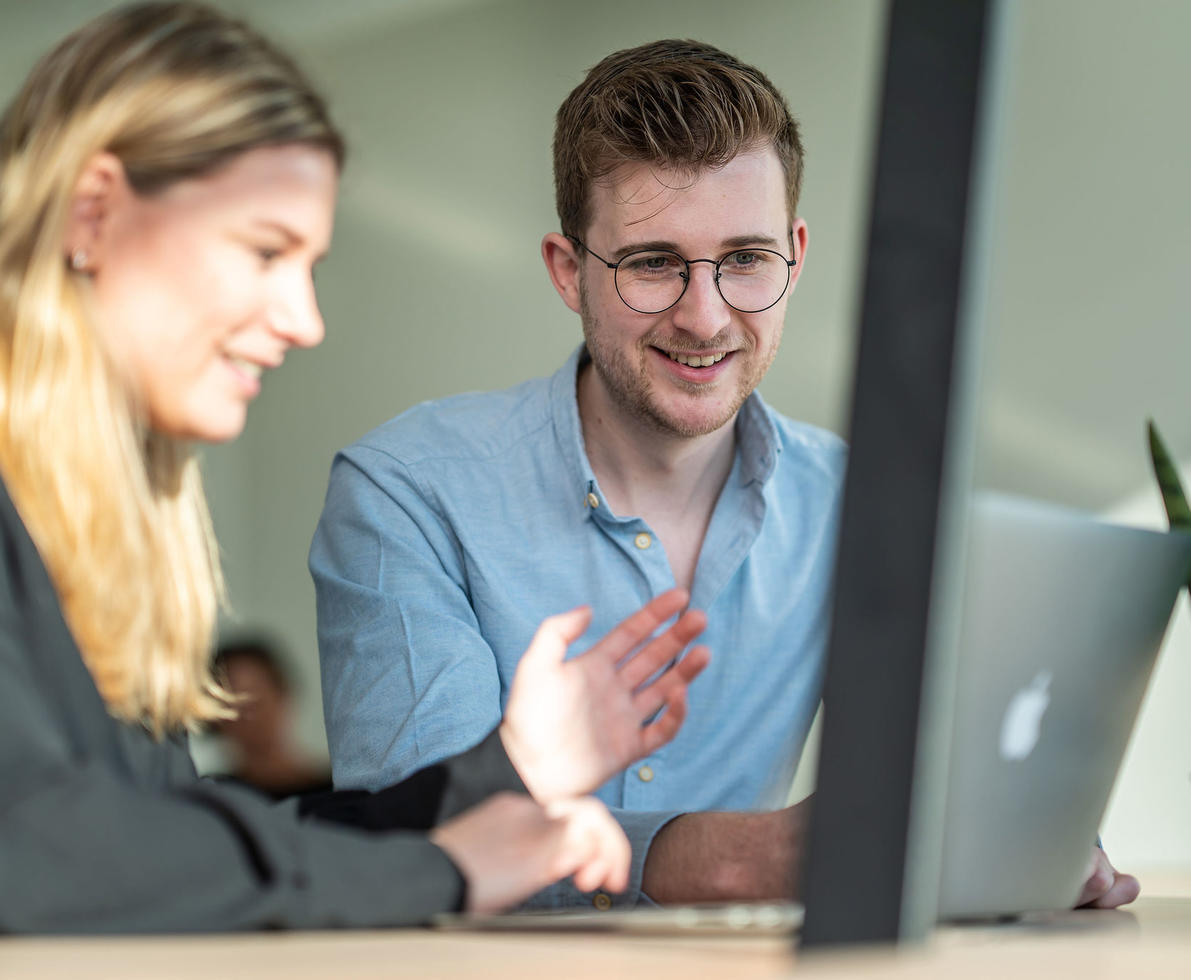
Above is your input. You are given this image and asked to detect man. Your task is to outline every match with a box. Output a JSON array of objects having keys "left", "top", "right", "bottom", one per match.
[{"left": 311, "top": 39, "right": 1135, "bottom": 910}]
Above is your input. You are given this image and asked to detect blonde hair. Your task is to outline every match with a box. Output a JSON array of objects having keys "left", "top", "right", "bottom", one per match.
[{"left": 0, "top": 2, "right": 344, "bottom": 734}]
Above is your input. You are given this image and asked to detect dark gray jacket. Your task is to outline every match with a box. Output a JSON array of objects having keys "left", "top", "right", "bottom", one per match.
[{"left": 0, "top": 481, "right": 523, "bottom": 933}]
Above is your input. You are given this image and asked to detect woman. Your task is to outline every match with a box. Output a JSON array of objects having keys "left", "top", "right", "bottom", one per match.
[{"left": 0, "top": 2, "right": 709, "bottom": 932}]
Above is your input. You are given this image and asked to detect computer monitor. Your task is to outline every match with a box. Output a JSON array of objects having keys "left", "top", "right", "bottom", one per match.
[{"left": 799, "top": 0, "right": 1013, "bottom": 947}]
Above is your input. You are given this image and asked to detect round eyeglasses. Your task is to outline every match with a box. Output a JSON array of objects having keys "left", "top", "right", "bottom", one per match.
[{"left": 567, "top": 234, "right": 797, "bottom": 315}]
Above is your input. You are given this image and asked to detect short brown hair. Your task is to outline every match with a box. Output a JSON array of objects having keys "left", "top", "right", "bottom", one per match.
[{"left": 553, "top": 39, "right": 804, "bottom": 238}]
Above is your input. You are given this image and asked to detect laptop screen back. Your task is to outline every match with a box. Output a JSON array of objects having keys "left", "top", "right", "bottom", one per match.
[{"left": 937, "top": 492, "right": 1191, "bottom": 918}]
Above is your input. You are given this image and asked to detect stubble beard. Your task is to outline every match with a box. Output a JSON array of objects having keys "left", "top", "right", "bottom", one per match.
[{"left": 578, "top": 277, "right": 781, "bottom": 439}]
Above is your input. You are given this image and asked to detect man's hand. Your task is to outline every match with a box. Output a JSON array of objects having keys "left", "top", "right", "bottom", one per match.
[
  {"left": 500, "top": 588, "right": 710, "bottom": 803},
  {"left": 431, "top": 793, "right": 630, "bottom": 913},
  {"left": 642, "top": 799, "right": 812, "bottom": 904},
  {"left": 1075, "top": 845, "right": 1140, "bottom": 909}
]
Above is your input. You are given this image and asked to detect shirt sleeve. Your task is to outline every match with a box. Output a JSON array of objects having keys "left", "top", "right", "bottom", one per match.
[
  {"left": 0, "top": 618, "right": 466, "bottom": 934},
  {"left": 311, "top": 448, "right": 686, "bottom": 906},
  {"left": 310, "top": 446, "right": 506, "bottom": 792},
  {"left": 518, "top": 807, "right": 684, "bottom": 909}
]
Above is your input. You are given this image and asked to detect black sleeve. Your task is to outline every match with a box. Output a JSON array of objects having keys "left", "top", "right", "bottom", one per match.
[
  {"left": 298, "top": 725, "right": 528, "bottom": 831},
  {"left": 0, "top": 539, "right": 466, "bottom": 934},
  {"left": 0, "top": 766, "right": 466, "bottom": 933}
]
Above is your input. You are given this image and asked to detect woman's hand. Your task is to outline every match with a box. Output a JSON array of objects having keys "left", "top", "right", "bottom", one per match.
[
  {"left": 499, "top": 588, "right": 710, "bottom": 803},
  {"left": 430, "top": 793, "right": 629, "bottom": 913}
]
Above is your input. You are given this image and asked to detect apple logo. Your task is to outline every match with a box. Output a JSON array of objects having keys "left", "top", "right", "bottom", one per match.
[{"left": 999, "top": 670, "right": 1052, "bottom": 761}]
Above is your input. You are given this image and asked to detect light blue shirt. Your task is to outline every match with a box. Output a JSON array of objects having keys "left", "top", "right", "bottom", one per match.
[{"left": 310, "top": 346, "right": 846, "bottom": 906}]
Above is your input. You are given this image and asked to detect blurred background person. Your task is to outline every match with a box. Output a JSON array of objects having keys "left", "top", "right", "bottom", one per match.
[{"left": 212, "top": 637, "right": 331, "bottom": 798}]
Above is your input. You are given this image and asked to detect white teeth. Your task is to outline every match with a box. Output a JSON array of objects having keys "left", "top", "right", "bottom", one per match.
[
  {"left": 227, "top": 356, "right": 262, "bottom": 379},
  {"left": 667, "top": 351, "right": 726, "bottom": 367}
]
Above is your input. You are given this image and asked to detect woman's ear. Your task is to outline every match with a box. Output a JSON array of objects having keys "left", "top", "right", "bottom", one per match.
[{"left": 64, "top": 152, "right": 128, "bottom": 273}]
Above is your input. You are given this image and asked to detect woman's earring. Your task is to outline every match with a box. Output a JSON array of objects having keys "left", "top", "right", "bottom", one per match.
[{"left": 69, "top": 248, "right": 89, "bottom": 271}]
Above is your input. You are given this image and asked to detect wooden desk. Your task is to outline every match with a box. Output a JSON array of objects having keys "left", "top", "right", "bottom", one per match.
[{"left": 2, "top": 889, "right": 1188, "bottom": 978}]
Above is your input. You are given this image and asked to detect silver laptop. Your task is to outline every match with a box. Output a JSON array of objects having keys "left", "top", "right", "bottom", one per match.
[
  {"left": 436, "top": 490, "right": 1191, "bottom": 931},
  {"left": 936, "top": 490, "right": 1191, "bottom": 919}
]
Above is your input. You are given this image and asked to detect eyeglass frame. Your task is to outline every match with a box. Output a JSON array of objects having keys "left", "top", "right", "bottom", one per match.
[{"left": 565, "top": 229, "right": 799, "bottom": 315}]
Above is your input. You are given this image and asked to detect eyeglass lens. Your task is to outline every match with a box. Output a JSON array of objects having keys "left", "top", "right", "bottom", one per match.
[{"left": 615, "top": 249, "right": 791, "bottom": 314}]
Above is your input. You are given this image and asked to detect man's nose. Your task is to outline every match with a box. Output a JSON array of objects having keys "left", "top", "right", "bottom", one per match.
[{"left": 670, "top": 260, "right": 732, "bottom": 338}]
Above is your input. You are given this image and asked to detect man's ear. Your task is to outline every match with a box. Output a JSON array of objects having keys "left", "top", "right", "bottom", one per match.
[
  {"left": 788, "top": 218, "right": 809, "bottom": 291},
  {"left": 541, "top": 232, "right": 583, "bottom": 315},
  {"left": 64, "top": 152, "right": 128, "bottom": 273}
]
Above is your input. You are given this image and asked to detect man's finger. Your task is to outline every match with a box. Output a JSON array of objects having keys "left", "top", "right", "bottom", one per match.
[
  {"left": 1075, "top": 847, "right": 1115, "bottom": 907},
  {"left": 1087, "top": 872, "right": 1140, "bottom": 909}
]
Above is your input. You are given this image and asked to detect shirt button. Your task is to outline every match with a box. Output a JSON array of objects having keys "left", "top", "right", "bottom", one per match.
[
  {"left": 638, "top": 765, "right": 654, "bottom": 782},
  {"left": 592, "top": 892, "right": 613, "bottom": 911},
  {"left": 586, "top": 492, "right": 600, "bottom": 509},
  {"left": 634, "top": 533, "right": 652, "bottom": 550}
]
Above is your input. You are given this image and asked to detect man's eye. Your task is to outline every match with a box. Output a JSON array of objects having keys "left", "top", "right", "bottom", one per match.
[{"left": 624, "top": 253, "right": 680, "bottom": 274}]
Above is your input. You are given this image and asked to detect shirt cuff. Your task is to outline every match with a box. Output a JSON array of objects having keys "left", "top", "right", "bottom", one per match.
[{"left": 516, "top": 807, "right": 684, "bottom": 909}]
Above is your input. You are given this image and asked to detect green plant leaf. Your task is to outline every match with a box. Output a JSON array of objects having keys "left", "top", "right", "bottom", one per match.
[{"left": 1148, "top": 419, "right": 1191, "bottom": 532}]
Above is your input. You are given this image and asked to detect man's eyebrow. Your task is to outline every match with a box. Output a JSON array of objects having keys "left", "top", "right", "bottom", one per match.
[
  {"left": 610, "top": 233, "right": 783, "bottom": 261},
  {"left": 609, "top": 240, "right": 681, "bottom": 261},
  {"left": 721, "top": 233, "right": 783, "bottom": 250}
]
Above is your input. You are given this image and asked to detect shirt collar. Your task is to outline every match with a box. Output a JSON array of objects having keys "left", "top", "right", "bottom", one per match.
[
  {"left": 549, "top": 345, "right": 601, "bottom": 517},
  {"left": 736, "top": 386, "right": 782, "bottom": 486},
  {"left": 548, "top": 344, "right": 782, "bottom": 515}
]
